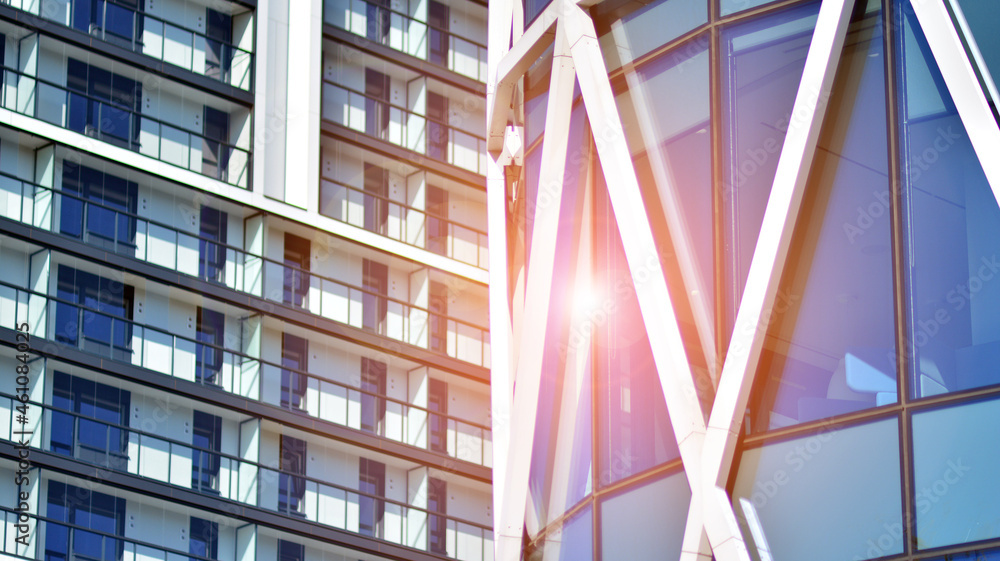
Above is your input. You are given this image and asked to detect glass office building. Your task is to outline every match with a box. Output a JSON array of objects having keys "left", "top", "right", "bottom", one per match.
[
  {"left": 486, "top": 0, "right": 1000, "bottom": 559},
  {"left": 0, "top": 1, "right": 492, "bottom": 560}
]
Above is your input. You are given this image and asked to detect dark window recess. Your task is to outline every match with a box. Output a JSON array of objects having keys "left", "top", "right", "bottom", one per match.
[
  {"left": 278, "top": 541, "right": 305, "bottom": 561},
  {"left": 279, "top": 435, "right": 307, "bottom": 517},
  {"left": 358, "top": 458, "right": 386, "bottom": 538},
  {"left": 205, "top": 8, "right": 233, "bottom": 82},
  {"left": 202, "top": 106, "right": 231, "bottom": 182},
  {"left": 428, "top": 477, "right": 448, "bottom": 554},
  {"left": 67, "top": 58, "right": 142, "bottom": 149},
  {"left": 429, "top": 281, "right": 449, "bottom": 354},
  {"left": 281, "top": 333, "right": 308, "bottom": 411},
  {"left": 364, "top": 163, "right": 390, "bottom": 235},
  {"left": 189, "top": 517, "right": 219, "bottom": 561},
  {"left": 360, "top": 358, "right": 387, "bottom": 434},
  {"left": 72, "top": 0, "right": 144, "bottom": 49},
  {"left": 427, "top": 91, "right": 449, "bottom": 161},
  {"left": 365, "top": 68, "right": 391, "bottom": 139},
  {"left": 196, "top": 307, "right": 225, "bottom": 386},
  {"left": 45, "top": 480, "right": 126, "bottom": 561},
  {"left": 191, "top": 411, "right": 222, "bottom": 494},
  {"left": 366, "top": 0, "right": 391, "bottom": 44},
  {"left": 199, "top": 207, "right": 228, "bottom": 283},
  {"left": 426, "top": 185, "right": 449, "bottom": 256},
  {"left": 55, "top": 265, "right": 134, "bottom": 361},
  {"left": 50, "top": 371, "right": 131, "bottom": 470},
  {"left": 362, "top": 259, "right": 389, "bottom": 333},
  {"left": 428, "top": 1, "right": 449, "bottom": 66},
  {"left": 60, "top": 162, "right": 139, "bottom": 255},
  {"left": 283, "top": 233, "right": 311, "bottom": 307},
  {"left": 428, "top": 378, "right": 448, "bottom": 453}
]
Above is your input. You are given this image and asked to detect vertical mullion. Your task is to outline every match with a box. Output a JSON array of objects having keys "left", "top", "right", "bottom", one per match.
[
  {"left": 588, "top": 126, "right": 602, "bottom": 561},
  {"left": 880, "top": 0, "right": 915, "bottom": 556},
  {"left": 709, "top": 22, "right": 726, "bottom": 385}
]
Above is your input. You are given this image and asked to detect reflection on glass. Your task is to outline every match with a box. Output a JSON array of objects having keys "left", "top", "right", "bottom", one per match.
[
  {"left": 954, "top": 0, "right": 1000, "bottom": 105},
  {"left": 721, "top": 0, "right": 776, "bottom": 16},
  {"left": 751, "top": 6, "right": 896, "bottom": 432},
  {"left": 913, "top": 397, "right": 1000, "bottom": 549},
  {"left": 896, "top": 0, "right": 1000, "bottom": 399},
  {"left": 527, "top": 506, "right": 593, "bottom": 561},
  {"left": 733, "top": 418, "right": 903, "bottom": 561},
  {"left": 526, "top": 104, "right": 592, "bottom": 534},
  {"left": 926, "top": 548, "right": 1000, "bottom": 561},
  {"left": 595, "top": 160, "right": 680, "bottom": 487},
  {"left": 524, "top": 49, "right": 553, "bottom": 149},
  {"left": 721, "top": 2, "right": 819, "bottom": 331},
  {"left": 606, "top": 0, "right": 707, "bottom": 68},
  {"left": 600, "top": 471, "right": 689, "bottom": 561}
]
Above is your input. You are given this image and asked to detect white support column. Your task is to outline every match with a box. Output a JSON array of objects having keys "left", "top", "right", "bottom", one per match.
[
  {"left": 911, "top": 0, "right": 1000, "bottom": 199},
  {"left": 700, "top": 0, "right": 853, "bottom": 557},
  {"left": 494, "top": 20, "right": 577, "bottom": 561}
]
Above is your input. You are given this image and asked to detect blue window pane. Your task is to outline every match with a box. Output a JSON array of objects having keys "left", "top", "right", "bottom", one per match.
[
  {"left": 895, "top": 0, "right": 1000, "bottom": 399},
  {"left": 750, "top": 6, "right": 896, "bottom": 432},
  {"left": 189, "top": 517, "right": 218, "bottom": 560},
  {"left": 524, "top": 0, "right": 552, "bottom": 26},
  {"left": 954, "top": 0, "right": 1000, "bottom": 98},
  {"left": 608, "top": 0, "right": 707, "bottom": 68},
  {"left": 733, "top": 418, "right": 903, "bottom": 561},
  {"left": 926, "top": 548, "right": 1000, "bottom": 561},
  {"left": 913, "top": 397, "right": 1000, "bottom": 549},
  {"left": 528, "top": 506, "right": 592, "bottom": 561},
  {"left": 721, "top": 2, "right": 818, "bottom": 330},
  {"left": 600, "top": 471, "right": 689, "bottom": 561},
  {"left": 721, "top": 0, "right": 776, "bottom": 16}
]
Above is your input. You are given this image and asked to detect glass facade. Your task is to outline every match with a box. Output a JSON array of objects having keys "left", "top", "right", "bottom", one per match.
[{"left": 492, "top": 0, "right": 1000, "bottom": 559}]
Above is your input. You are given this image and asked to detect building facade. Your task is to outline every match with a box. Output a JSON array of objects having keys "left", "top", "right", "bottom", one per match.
[
  {"left": 0, "top": 1, "right": 492, "bottom": 560},
  {"left": 487, "top": 0, "right": 1000, "bottom": 560}
]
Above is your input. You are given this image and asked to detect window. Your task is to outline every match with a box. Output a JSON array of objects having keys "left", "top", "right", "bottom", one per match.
[
  {"left": 281, "top": 333, "right": 308, "bottom": 411},
  {"left": 366, "top": 0, "right": 391, "bottom": 44},
  {"left": 363, "top": 163, "right": 389, "bottom": 235},
  {"left": 202, "top": 106, "right": 231, "bottom": 182},
  {"left": 428, "top": 477, "right": 447, "bottom": 554},
  {"left": 358, "top": 458, "right": 385, "bottom": 537},
  {"left": 205, "top": 9, "right": 233, "bottom": 82},
  {"left": 189, "top": 517, "right": 218, "bottom": 561},
  {"left": 71, "top": 0, "right": 144, "bottom": 49},
  {"left": 428, "top": 1, "right": 449, "bottom": 66},
  {"left": 360, "top": 358, "right": 386, "bottom": 434},
  {"left": 60, "top": 162, "right": 139, "bottom": 255},
  {"left": 51, "top": 371, "right": 131, "bottom": 470},
  {"left": 278, "top": 540, "right": 305, "bottom": 561},
  {"left": 45, "top": 480, "right": 126, "bottom": 561},
  {"left": 195, "top": 308, "right": 225, "bottom": 386},
  {"left": 427, "top": 91, "right": 449, "bottom": 161},
  {"left": 55, "top": 266, "right": 134, "bottom": 361},
  {"left": 198, "top": 207, "right": 228, "bottom": 283},
  {"left": 283, "top": 233, "right": 311, "bottom": 307},
  {"left": 362, "top": 259, "right": 388, "bottom": 333},
  {"left": 429, "top": 281, "right": 449, "bottom": 353},
  {"left": 428, "top": 378, "right": 448, "bottom": 453},
  {"left": 67, "top": 58, "right": 141, "bottom": 149},
  {"left": 365, "top": 69, "right": 391, "bottom": 139},
  {"left": 191, "top": 411, "right": 222, "bottom": 494},
  {"left": 278, "top": 435, "right": 307, "bottom": 517},
  {"left": 426, "top": 185, "right": 449, "bottom": 256}
]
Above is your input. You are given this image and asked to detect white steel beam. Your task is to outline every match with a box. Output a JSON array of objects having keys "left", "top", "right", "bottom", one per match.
[
  {"left": 495, "top": 21, "right": 578, "bottom": 561},
  {"left": 700, "top": 0, "right": 853, "bottom": 556},
  {"left": 911, "top": 0, "right": 1000, "bottom": 201}
]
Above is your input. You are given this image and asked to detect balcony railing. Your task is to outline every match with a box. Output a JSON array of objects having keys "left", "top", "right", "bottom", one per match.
[
  {"left": 0, "top": 281, "right": 492, "bottom": 467},
  {"left": 0, "top": 65, "right": 251, "bottom": 188},
  {"left": 0, "top": 395, "right": 493, "bottom": 560},
  {"left": 322, "top": 80, "right": 487, "bottom": 176},
  {"left": 6, "top": 0, "right": 254, "bottom": 90},
  {"left": 0, "top": 168, "right": 490, "bottom": 367},
  {"left": 0, "top": 507, "right": 221, "bottom": 561},
  {"left": 321, "top": 175, "right": 488, "bottom": 269},
  {"left": 325, "top": 0, "right": 487, "bottom": 83}
]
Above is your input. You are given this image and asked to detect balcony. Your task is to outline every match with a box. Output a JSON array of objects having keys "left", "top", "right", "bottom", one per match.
[
  {"left": 320, "top": 174, "right": 488, "bottom": 270},
  {"left": 0, "top": 279, "right": 492, "bottom": 467},
  {"left": 324, "top": 0, "right": 486, "bottom": 83},
  {"left": 322, "top": 80, "right": 487, "bottom": 176},
  {"left": 6, "top": 0, "right": 254, "bottom": 90},
  {"left": 0, "top": 166, "right": 489, "bottom": 365},
  {"left": 0, "top": 57, "right": 251, "bottom": 187},
  {"left": 0, "top": 398, "right": 494, "bottom": 560}
]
